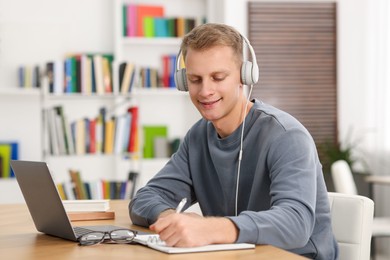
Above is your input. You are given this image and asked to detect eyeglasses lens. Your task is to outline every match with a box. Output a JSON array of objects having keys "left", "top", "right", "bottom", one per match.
[
  {"left": 79, "top": 232, "right": 105, "bottom": 245},
  {"left": 79, "top": 229, "right": 136, "bottom": 246},
  {"left": 110, "top": 229, "right": 136, "bottom": 243}
]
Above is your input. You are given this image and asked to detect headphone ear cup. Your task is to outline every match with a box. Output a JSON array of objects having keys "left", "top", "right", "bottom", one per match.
[
  {"left": 175, "top": 68, "right": 188, "bottom": 91},
  {"left": 241, "top": 61, "right": 259, "bottom": 85},
  {"left": 251, "top": 62, "right": 259, "bottom": 85},
  {"left": 241, "top": 61, "right": 253, "bottom": 85}
]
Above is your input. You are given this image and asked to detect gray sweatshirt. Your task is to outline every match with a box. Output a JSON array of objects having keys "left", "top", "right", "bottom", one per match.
[{"left": 129, "top": 99, "right": 338, "bottom": 259}]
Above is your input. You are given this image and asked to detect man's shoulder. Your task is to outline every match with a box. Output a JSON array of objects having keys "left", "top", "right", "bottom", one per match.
[{"left": 252, "top": 99, "right": 309, "bottom": 135}]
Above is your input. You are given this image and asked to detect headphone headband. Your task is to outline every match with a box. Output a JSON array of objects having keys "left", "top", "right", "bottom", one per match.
[{"left": 174, "top": 33, "right": 260, "bottom": 91}]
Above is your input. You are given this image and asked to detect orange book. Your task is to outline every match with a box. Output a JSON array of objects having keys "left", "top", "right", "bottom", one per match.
[{"left": 136, "top": 5, "right": 164, "bottom": 36}]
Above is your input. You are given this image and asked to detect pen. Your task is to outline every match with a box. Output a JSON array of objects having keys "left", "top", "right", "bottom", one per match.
[{"left": 175, "top": 198, "right": 187, "bottom": 213}]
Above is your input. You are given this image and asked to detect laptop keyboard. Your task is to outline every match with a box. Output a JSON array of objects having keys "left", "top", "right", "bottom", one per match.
[{"left": 73, "top": 226, "right": 94, "bottom": 237}]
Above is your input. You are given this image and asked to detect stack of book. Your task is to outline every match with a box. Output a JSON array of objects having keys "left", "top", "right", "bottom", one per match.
[{"left": 63, "top": 199, "right": 115, "bottom": 221}]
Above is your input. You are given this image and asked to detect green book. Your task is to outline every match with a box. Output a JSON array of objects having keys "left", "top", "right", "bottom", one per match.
[
  {"left": 0, "top": 144, "right": 11, "bottom": 178},
  {"left": 122, "top": 5, "right": 127, "bottom": 36},
  {"left": 143, "top": 17, "right": 155, "bottom": 38},
  {"left": 143, "top": 125, "right": 167, "bottom": 158}
]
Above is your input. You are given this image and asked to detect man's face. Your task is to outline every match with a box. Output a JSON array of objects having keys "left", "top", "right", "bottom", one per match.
[{"left": 185, "top": 45, "right": 243, "bottom": 126}]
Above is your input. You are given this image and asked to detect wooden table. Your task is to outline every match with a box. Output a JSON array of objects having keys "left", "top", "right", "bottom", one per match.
[{"left": 0, "top": 200, "right": 306, "bottom": 259}]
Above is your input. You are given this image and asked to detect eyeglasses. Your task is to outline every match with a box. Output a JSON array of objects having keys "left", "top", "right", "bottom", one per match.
[{"left": 78, "top": 229, "right": 138, "bottom": 246}]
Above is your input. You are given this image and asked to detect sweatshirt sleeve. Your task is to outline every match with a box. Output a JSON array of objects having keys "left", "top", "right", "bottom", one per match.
[
  {"left": 228, "top": 129, "right": 319, "bottom": 249},
  {"left": 129, "top": 133, "right": 194, "bottom": 226}
]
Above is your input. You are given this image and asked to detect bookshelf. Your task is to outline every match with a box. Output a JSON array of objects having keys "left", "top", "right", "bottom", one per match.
[{"left": 0, "top": 0, "right": 226, "bottom": 202}]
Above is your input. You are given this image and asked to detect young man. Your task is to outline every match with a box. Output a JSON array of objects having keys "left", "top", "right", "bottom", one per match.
[{"left": 129, "top": 23, "right": 338, "bottom": 259}]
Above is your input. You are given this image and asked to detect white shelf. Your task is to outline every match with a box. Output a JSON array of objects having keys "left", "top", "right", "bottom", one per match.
[
  {"left": 122, "top": 37, "right": 182, "bottom": 45},
  {"left": 43, "top": 88, "right": 187, "bottom": 99},
  {"left": 0, "top": 88, "right": 41, "bottom": 96},
  {"left": 132, "top": 88, "right": 187, "bottom": 96}
]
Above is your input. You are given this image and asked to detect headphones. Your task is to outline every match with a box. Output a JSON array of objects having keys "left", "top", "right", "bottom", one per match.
[{"left": 174, "top": 34, "right": 260, "bottom": 91}]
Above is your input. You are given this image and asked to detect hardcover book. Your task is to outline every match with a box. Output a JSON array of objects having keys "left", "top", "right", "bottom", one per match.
[
  {"left": 136, "top": 5, "right": 164, "bottom": 36},
  {"left": 62, "top": 199, "right": 110, "bottom": 212}
]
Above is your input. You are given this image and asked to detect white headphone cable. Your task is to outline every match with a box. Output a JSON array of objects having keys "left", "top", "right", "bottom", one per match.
[{"left": 235, "top": 84, "right": 254, "bottom": 216}]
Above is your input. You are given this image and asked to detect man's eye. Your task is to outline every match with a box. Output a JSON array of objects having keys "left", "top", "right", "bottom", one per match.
[
  {"left": 189, "top": 79, "right": 201, "bottom": 84},
  {"left": 213, "top": 77, "right": 225, "bottom": 82}
]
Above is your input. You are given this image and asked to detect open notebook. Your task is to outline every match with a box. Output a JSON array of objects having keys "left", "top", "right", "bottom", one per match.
[{"left": 133, "top": 234, "right": 255, "bottom": 254}]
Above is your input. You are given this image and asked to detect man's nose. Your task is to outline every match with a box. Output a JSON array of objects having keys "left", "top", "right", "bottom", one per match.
[{"left": 198, "top": 79, "right": 216, "bottom": 96}]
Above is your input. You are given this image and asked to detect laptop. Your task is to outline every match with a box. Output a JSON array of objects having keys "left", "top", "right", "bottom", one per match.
[{"left": 10, "top": 160, "right": 127, "bottom": 242}]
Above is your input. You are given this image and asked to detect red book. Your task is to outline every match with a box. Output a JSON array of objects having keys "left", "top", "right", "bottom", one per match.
[
  {"left": 127, "top": 106, "right": 139, "bottom": 153},
  {"left": 136, "top": 5, "right": 164, "bottom": 37},
  {"left": 89, "top": 118, "right": 96, "bottom": 153},
  {"left": 162, "top": 55, "right": 170, "bottom": 87}
]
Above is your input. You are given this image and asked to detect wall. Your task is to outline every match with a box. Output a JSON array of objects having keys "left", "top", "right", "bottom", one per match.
[{"left": 0, "top": 0, "right": 113, "bottom": 88}]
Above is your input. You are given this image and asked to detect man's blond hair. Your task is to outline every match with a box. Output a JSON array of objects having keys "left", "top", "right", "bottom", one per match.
[{"left": 180, "top": 23, "right": 243, "bottom": 67}]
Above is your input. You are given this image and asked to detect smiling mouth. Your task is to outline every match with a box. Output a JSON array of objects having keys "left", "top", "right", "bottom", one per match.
[{"left": 199, "top": 98, "right": 222, "bottom": 106}]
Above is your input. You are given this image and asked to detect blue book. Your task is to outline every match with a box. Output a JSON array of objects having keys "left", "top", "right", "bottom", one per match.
[
  {"left": 169, "top": 55, "right": 177, "bottom": 88},
  {"left": 154, "top": 18, "right": 168, "bottom": 37},
  {"left": 0, "top": 142, "right": 18, "bottom": 178},
  {"left": 65, "top": 58, "right": 73, "bottom": 93}
]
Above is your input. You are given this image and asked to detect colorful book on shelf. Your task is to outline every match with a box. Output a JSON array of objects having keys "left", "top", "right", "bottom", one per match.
[
  {"left": 114, "top": 113, "right": 131, "bottom": 155},
  {"left": 127, "top": 106, "right": 139, "bottom": 153},
  {"left": 0, "top": 143, "right": 11, "bottom": 178},
  {"left": 69, "top": 169, "right": 88, "bottom": 200},
  {"left": 143, "top": 125, "right": 168, "bottom": 158},
  {"left": 75, "top": 55, "right": 82, "bottom": 93},
  {"left": 143, "top": 16, "right": 155, "bottom": 38},
  {"left": 84, "top": 118, "right": 91, "bottom": 154},
  {"left": 161, "top": 55, "right": 170, "bottom": 87},
  {"left": 95, "top": 114, "right": 103, "bottom": 154},
  {"left": 104, "top": 116, "right": 115, "bottom": 154},
  {"left": 46, "top": 108, "right": 60, "bottom": 156},
  {"left": 118, "top": 62, "right": 126, "bottom": 92},
  {"left": 126, "top": 4, "right": 137, "bottom": 37},
  {"left": 81, "top": 54, "right": 93, "bottom": 94},
  {"left": 120, "top": 62, "right": 135, "bottom": 93},
  {"left": 175, "top": 17, "right": 186, "bottom": 37},
  {"left": 89, "top": 118, "right": 97, "bottom": 154},
  {"left": 45, "top": 62, "right": 54, "bottom": 92},
  {"left": 122, "top": 4, "right": 127, "bottom": 36},
  {"left": 99, "top": 107, "right": 107, "bottom": 153},
  {"left": 169, "top": 55, "right": 177, "bottom": 88},
  {"left": 65, "top": 56, "right": 78, "bottom": 93},
  {"left": 0, "top": 141, "right": 19, "bottom": 178},
  {"left": 93, "top": 54, "right": 105, "bottom": 94},
  {"left": 74, "top": 118, "right": 86, "bottom": 155},
  {"left": 57, "top": 178, "right": 137, "bottom": 200},
  {"left": 54, "top": 60, "right": 65, "bottom": 94},
  {"left": 102, "top": 56, "right": 113, "bottom": 93},
  {"left": 167, "top": 18, "right": 176, "bottom": 37},
  {"left": 154, "top": 17, "right": 169, "bottom": 37},
  {"left": 136, "top": 5, "right": 164, "bottom": 37},
  {"left": 53, "top": 106, "right": 71, "bottom": 155}
]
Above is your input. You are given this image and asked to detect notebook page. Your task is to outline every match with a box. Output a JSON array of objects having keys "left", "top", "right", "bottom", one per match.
[{"left": 133, "top": 234, "right": 255, "bottom": 254}]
